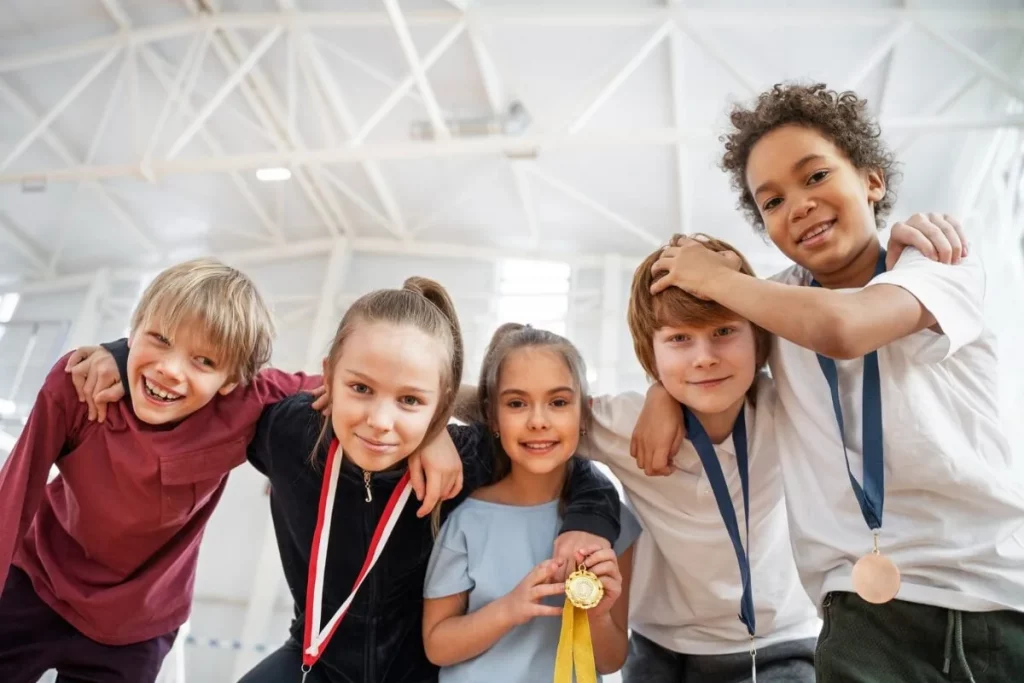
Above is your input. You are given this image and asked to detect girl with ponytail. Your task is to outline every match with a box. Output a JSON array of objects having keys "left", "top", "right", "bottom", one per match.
[{"left": 240, "top": 280, "right": 622, "bottom": 683}]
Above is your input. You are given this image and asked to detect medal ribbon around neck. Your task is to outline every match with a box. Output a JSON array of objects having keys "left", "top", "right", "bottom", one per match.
[
  {"left": 684, "top": 406, "right": 755, "bottom": 638},
  {"left": 810, "top": 249, "right": 900, "bottom": 603},
  {"left": 301, "top": 439, "right": 412, "bottom": 677}
]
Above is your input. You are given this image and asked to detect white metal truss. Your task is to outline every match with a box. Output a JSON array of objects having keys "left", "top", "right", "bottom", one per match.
[{"left": 0, "top": 5, "right": 1022, "bottom": 274}]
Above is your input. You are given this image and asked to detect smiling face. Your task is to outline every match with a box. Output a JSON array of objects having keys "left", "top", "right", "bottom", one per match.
[
  {"left": 652, "top": 318, "right": 757, "bottom": 418},
  {"left": 746, "top": 124, "right": 886, "bottom": 279},
  {"left": 327, "top": 321, "right": 445, "bottom": 472},
  {"left": 493, "top": 347, "right": 581, "bottom": 477},
  {"left": 126, "top": 316, "right": 238, "bottom": 426}
]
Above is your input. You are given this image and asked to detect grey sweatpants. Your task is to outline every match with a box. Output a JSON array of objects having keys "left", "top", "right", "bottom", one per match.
[{"left": 622, "top": 630, "right": 816, "bottom": 683}]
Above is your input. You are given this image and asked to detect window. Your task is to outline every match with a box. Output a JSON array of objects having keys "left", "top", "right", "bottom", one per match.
[
  {"left": 495, "top": 259, "right": 571, "bottom": 336},
  {"left": 0, "top": 292, "right": 19, "bottom": 345}
]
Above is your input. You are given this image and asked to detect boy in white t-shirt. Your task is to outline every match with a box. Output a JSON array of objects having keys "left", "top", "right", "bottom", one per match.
[
  {"left": 586, "top": 235, "right": 820, "bottom": 682},
  {"left": 644, "top": 82, "right": 1024, "bottom": 681}
]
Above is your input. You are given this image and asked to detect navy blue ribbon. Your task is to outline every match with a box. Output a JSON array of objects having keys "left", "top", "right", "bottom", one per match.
[
  {"left": 810, "top": 250, "right": 887, "bottom": 532},
  {"left": 684, "top": 407, "right": 754, "bottom": 637}
]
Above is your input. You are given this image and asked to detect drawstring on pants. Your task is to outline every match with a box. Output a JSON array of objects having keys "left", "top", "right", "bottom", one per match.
[{"left": 942, "top": 609, "right": 976, "bottom": 682}]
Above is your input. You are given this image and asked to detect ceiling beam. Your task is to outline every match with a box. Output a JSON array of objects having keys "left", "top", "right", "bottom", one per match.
[
  {"left": 0, "top": 212, "right": 49, "bottom": 274},
  {"left": 139, "top": 47, "right": 283, "bottom": 243},
  {"left": 917, "top": 21, "right": 1024, "bottom": 103},
  {"left": 569, "top": 22, "right": 673, "bottom": 134},
  {"left": 668, "top": 26, "right": 690, "bottom": 235},
  {"left": 4, "top": 8, "right": 1024, "bottom": 75},
  {"left": 352, "top": 21, "right": 465, "bottom": 144},
  {"left": 165, "top": 27, "right": 283, "bottom": 160},
  {"left": 382, "top": 0, "right": 451, "bottom": 140},
  {"left": 8, "top": 113, "right": 1024, "bottom": 185},
  {"left": 522, "top": 162, "right": 662, "bottom": 247},
  {"left": 0, "top": 48, "right": 122, "bottom": 171},
  {"left": 299, "top": 32, "right": 407, "bottom": 238},
  {"left": 0, "top": 68, "right": 159, "bottom": 259},
  {"left": 844, "top": 20, "right": 913, "bottom": 92},
  {"left": 180, "top": 0, "right": 351, "bottom": 239}
]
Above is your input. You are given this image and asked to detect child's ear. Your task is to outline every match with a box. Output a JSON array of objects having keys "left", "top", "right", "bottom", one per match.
[
  {"left": 865, "top": 168, "right": 886, "bottom": 204},
  {"left": 218, "top": 381, "right": 239, "bottom": 396}
]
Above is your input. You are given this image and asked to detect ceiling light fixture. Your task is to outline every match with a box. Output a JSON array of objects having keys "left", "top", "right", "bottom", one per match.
[{"left": 256, "top": 167, "right": 292, "bottom": 182}]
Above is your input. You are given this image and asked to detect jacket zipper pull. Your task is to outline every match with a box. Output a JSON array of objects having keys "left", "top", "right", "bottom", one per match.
[{"left": 363, "top": 471, "right": 372, "bottom": 503}]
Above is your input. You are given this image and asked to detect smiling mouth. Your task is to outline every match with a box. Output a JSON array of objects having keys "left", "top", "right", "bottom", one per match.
[
  {"left": 687, "top": 377, "right": 731, "bottom": 388},
  {"left": 520, "top": 440, "right": 560, "bottom": 453},
  {"left": 356, "top": 435, "right": 399, "bottom": 451},
  {"left": 142, "top": 377, "right": 183, "bottom": 402},
  {"left": 797, "top": 219, "right": 836, "bottom": 244}
]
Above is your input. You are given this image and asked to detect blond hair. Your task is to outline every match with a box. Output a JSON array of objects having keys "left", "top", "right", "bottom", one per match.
[
  {"left": 315, "top": 276, "right": 463, "bottom": 533},
  {"left": 627, "top": 233, "right": 771, "bottom": 383},
  {"left": 130, "top": 258, "right": 274, "bottom": 385}
]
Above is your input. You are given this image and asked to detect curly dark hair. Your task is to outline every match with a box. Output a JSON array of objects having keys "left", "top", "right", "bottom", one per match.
[{"left": 720, "top": 83, "right": 900, "bottom": 232}]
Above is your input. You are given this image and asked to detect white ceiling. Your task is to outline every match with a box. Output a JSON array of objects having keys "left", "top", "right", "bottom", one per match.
[{"left": 0, "top": 0, "right": 1022, "bottom": 281}]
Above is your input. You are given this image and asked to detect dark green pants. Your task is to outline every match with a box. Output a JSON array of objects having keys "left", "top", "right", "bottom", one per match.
[{"left": 816, "top": 591, "right": 1024, "bottom": 682}]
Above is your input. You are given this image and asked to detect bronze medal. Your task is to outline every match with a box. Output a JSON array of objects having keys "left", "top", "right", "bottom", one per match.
[{"left": 851, "top": 551, "right": 901, "bottom": 604}]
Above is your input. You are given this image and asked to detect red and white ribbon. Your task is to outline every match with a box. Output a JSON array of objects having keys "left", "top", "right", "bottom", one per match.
[{"left": 301, "top": 439, "right": 412, "bottom": 671}]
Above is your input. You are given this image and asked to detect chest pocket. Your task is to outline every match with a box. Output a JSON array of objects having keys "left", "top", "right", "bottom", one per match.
[{"left": 158, "top": 439, "right": 247, "bottom": 526}]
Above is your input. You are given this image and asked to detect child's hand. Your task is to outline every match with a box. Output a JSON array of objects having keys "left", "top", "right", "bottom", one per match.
[
  {"left": 309, "top": 385, "right": 331, "bottom": 416},
  {"left": 650, "top": 236, "right": 742, "bottom": 299},
  {"left": 408, "top": 429, "right": 463, "bottom": 518},
  {"left": 630, "top": 383, "right": 683, "bottom": 477},
  {"left": 497, "top": 559, "right": 566, "bottom": 627},
  {"left": 574, "top": 546, "right": 623, "bottom": 620},
  {"left": 552, "top": 532, "right": 610, "bottom": 581},
  {"left": 64, "top": 346, "right": 123, "bottom": 423},
  {"left": 886, "top": 212, "right": 967, "bottom": 270}
]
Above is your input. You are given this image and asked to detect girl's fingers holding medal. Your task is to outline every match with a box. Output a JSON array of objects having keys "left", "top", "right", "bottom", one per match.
[
  {"left": 585, "top": 558, "right": 620, "bottom": 583},
  {"left": 529, "top": 558, "right": 564, "bottom": 583},
  {"left": 577, "top": 547, "right": 616, "bottom": 569},
  {"left": 531, "top": 582, "right": 568, "bottom": 601}
]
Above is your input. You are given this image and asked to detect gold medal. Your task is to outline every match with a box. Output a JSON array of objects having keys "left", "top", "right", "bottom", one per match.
[
  {"left": 565, "top": 564, "right": 604, "bottom": 610},
  {"left": 851, "top": 533, "right": 900, "bottom": 604}
]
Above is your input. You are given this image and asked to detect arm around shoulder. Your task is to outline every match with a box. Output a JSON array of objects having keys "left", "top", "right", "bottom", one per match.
[
  {"left": 0, "top": 359, "right": 79, "bottom": 587},
  {"left": 561, "top": 457, "right": 621, "bottom": 544},
  {"left": 247, "top": 393, "right": 324, "bottom": 477}
]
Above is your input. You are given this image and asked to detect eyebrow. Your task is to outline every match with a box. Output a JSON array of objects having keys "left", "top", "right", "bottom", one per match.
[
  {"left": 499, "top": 386, "right": 576, "bottom": 397},
  {"left": 344, "top": 369, "right": 436, "bottom": 396},
  {"left": 753, "top": 153, "right": 827, "bottom": 198}
]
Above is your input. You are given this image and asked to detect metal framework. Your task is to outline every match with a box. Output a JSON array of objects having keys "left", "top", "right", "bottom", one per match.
[{"left": 0, "top": 4, "right": 1021, "bottom": 282}]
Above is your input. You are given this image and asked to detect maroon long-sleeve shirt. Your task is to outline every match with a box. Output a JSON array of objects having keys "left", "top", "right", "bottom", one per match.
[{"left": 0, "top": 354, "right": 318, "bottom": 645}]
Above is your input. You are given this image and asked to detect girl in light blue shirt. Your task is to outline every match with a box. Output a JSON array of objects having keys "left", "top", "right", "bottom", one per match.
[{"left": 422, "top": 324, "right": 641, "bottom": 682}]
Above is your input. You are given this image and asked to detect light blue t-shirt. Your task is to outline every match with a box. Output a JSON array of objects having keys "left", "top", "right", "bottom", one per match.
[{"left": 423, "top": 496, "right": 642, "bottom": 683}]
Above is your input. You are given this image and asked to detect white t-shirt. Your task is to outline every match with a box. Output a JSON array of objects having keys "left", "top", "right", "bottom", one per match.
[
  {"left": 583, "top": 385, "right": 821, "bottom": 656},
  {"left": 770, "top": 248, "right": 1024, "bottom": 612}
]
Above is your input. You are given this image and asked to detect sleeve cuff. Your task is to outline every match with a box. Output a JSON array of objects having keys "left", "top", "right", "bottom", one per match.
[
  {"left": 100, "top": 338, "right": 131, "bottom": 397},
  {"left": 559, "top": 513, "right": 620, "bottom": 545}
]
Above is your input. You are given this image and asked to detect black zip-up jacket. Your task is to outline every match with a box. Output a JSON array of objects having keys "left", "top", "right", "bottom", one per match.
[
  {"left": 99, "top": 339, "right": 620, "bottom": 682},
  {"left": 248, "top": 393, "right": 620, "bottom": 682}
]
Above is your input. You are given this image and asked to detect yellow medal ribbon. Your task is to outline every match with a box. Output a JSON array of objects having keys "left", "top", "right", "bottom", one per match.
[{"left": 554, "top": 565, "right": 603, "bottom": 683}]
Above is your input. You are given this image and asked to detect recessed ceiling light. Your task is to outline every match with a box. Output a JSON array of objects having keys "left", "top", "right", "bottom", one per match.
[{"left": 256, "top": 167, "right": 292, "bottom": 182}]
